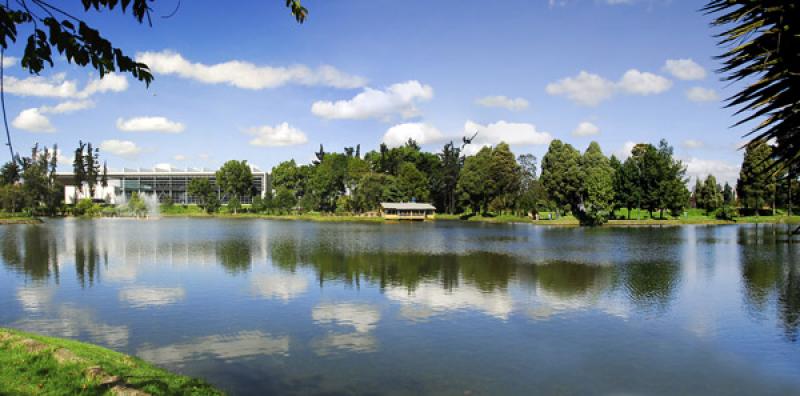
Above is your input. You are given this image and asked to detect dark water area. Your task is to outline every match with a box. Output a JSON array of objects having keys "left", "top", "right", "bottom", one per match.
[{"left": 1, "top": 218, "right": 799, "bottom": 395}]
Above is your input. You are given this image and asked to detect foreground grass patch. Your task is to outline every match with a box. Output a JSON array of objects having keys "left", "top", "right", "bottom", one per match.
[{"left": 0, "top": 327, "right": 222, "bottom": 395}]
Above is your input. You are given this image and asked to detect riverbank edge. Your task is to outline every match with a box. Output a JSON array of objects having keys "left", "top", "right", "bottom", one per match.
[
  {"left": 0, "top": 327, "right": 223, "bottom": 395},
  {"left": 0, "top": 217, "right": 43, "bottom": 224},
  {"left": 155, "top": 212, "right": 800, "bottom": 226}
]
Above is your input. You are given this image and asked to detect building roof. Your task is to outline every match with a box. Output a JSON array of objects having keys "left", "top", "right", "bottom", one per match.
[
  {"left": 55, "top": 167, "right": 267, "bottom": 177},
  {"left": 380, "top": 202, "right": 436, "bottom": 210}
]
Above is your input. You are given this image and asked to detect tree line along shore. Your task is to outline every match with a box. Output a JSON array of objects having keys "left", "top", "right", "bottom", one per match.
[{"left": 0, "top": 138, "right": 791, "bottom": 226}]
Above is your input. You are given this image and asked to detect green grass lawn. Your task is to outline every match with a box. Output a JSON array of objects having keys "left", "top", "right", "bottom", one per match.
[
  {"left": 156, "top": 204, "right": 800, "bottom": 226},
  {"left": 0, "top": 212, "right": 42, "bottom": 224},
  {"left": 0, "top": 327, "right": 222, "bottom": 395}
]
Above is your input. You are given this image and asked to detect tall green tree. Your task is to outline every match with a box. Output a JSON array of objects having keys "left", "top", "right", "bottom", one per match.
[
  {"left": 737, "top": 140, "right": 776, "bottom": 212},
  {"left": 351, "top": 173, "right": 398, "bottom": 212},
  {"left": 72, "top": 141, "right": 86, "bottom": 199},
  {"left": 487, "top": 143, "right": 521, "bottom": 213},
  {"left": 216, "top": 160, "right": 253, "bottom": 202},
  {"left": 187, "top": 178, "right": 215, "bottom": 212},
  {"left": 578, "top": 142, "right": 615, "bottom": 225},
  {"left": 0, "top": 159, "right": 19, "bottom": 185},
  {"left": 516, "top": 153, "right": 546, "bottom": 216},
  {"left": 309, "top": 153, "right": 347, "bottom": 211},
  {"left": 437, "top": 142, "right": 462, "bottom": 214},
  {"left": 396, "top": 162, "right": 429, "bottom": 202},
  {"left": 723, "top": 182, "right": 734, "bottom": 206},
  {"left": 698, "top": 175, "right": 723, "bottom": 213},
  {"left": 17, "top": 144, "right": 62, "bottom": 214},
  {"left": 457, "top": 146, "right": 492, "bottom": 214},
  {"left": 541, "top": 140, "right": 582, "bottom": 216},
  {"left": 274, "top": 187, "right": 298, "bottom": 213},
  {"left": 271, "top": 160, "right": 300, "bottom": 191},
  {"left": 655, "top": 140, "right": 690, "bottom": 218},
  {"left": 84, "top": 142, "right": 99, "bottom": 197}
]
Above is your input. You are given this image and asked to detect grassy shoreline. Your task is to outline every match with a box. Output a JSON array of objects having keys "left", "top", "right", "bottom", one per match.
[
  {"left": 0, "top": 327, "right": 222, "bottom": 395},
  {"left": 0, "top": 213, "right": 42, "bottom": 224},
  {"left": 154, "top": 207, "right": 800, "bottom": 226}
]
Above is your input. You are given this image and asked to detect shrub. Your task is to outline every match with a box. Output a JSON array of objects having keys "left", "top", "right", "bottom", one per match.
[
  {"left": 75, "top": 198, "right": 94, "bottom": 216},
  {"left": 205, "top": 195, "right": 220, "bottom": 214},
  {"left": 714, "top": 207, "right": 738, "bottom": 221}
]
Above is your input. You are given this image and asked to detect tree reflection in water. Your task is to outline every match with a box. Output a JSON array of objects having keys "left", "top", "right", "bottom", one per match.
[
  {"left": 216, "top": 239, "right": 252, "bottom": 274},
  {"left": 739, "top": 227, "right": 800, "bottom": 341},
  {"left": 0, "top": 226, "right": 59, "bottom": 283},
  {"left": 1, "top": 220, "right": 798, "bottom": 342}
]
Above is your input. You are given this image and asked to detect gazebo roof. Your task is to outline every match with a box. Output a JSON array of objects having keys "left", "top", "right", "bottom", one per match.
[{"left": 380, "top": 202, "right": 436, "bottom": 210}]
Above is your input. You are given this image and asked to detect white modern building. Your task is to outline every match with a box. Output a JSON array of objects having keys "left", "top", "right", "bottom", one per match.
[{"left": 57, "top": 166, "right": 270, "bottom": 205}]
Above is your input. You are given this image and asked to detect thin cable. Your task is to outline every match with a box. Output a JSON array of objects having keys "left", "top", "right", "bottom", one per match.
[{"left": 1, "top": 1, "right": 14, "bottom": 161}]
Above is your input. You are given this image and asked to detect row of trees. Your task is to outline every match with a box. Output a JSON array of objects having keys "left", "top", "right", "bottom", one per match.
[
  {"left": 260, "top": 138, "right": 696, "bottom": 225},
  {"left": 0, "top": 141, "right": 111, "bottom": 215},
  {"left": 72, "top": 141, "right": 108, "bottom": 200},
  {"left": 0, "top": 137, "right": 785, "bottom": 225},
  {"left": 0, "top": 144, "right": 63, "bottom": 215},
  {"left": 187, "top": 160, "right": 255, "bottom": 214},
  {"left": 259, "top": 137, "right": 794, "bottom": 225}
]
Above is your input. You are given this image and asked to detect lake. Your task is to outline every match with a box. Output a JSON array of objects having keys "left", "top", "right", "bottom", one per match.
[{"left": 1, "top": 218, "right": 799, "bottom": 395}]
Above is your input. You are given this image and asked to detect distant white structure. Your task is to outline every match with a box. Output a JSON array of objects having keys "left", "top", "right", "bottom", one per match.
[
  {"left": 57, "top": 166, "right": 270, "bottom": 205},
  {"left": 380, "top": 202, "right": 436, "bottom": 220}
]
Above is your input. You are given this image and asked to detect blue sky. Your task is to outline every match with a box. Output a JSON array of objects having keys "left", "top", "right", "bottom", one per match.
[{"left": 3, "top": 0, "right": 749, "bottom": 185}]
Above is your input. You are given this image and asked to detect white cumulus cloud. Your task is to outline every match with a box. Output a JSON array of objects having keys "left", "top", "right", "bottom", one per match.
[
  {"left": 247, "top": 122, "right": 308, "bottom": 147},
  {"left": 615, "top": 141, "right": 639, "bottom": 160},
  {"left": 311, "top": 80, "right": 433, "bottom": 120},
  {"left": 11, "top": 100, "right": 94, "bottom": 132},
  {"left": 547, "top": 69, "right": 672, "bottom": 106},
  {"left": 78, "top": 73, "right": 128, "bottom": 98},
  {"left": 119, "top": 287, "right": 185, "bottom": 308},
  {"left": 664, "top": 58, "right": 706, "bottom": 81},
  {"left": 682, "top": 139, "right": 705, "bottom": 149},
  {"left": 40, "top": 100, "right": 95, "bottom": 114},
  {"left": 173, "top": 154, "right": 187, "bottom": 161},
  {"left": 12, "top": 108, "right": 55, "bottom": 132},
  {"left": 465, "top": 120, "right": 553, "bottom": 150},
  {"left": 117, "top": 116, "right": 185, "bottom": 133},
  {"left": 684, "top": 157, "right": 739, "bottom": 186},
  {"left": 4, "top": 72, "right": 127, "bottom": 99},
  {"left": 136, "top": 50, "right": 366, "bottom": 90},
  {"left": 383, "top": 123, "right": 445, "bottom": 148},
  {"left": 5, "top": 73, "right": 79, "bottom": 98},
  {"left": 617, "top": 69, "right": 672, "bottom": 95},
  {"left": 475, "top": 95, "right": 529, "bottom": 111},
  {"left": 572, "top": 121, "right": 600, "bottom": 137},
  {"left": 3, "top": 56, "right": 17, "bottom": 68},
  {"left": 546, "top": 71, "right": 616, "bottom": 106},
  {"left": 100, "top": 140, "right": 141, "bottom": 158},
  {"left": 686, "top": 87, "right": 719, "bottom": 103}
]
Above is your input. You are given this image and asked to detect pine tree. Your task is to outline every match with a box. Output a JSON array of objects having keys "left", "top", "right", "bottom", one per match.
[
  {"left": 723, "top": 182, "right": 734, "bottom": 206},
  {"left": 737, "top": 141, "right": 776, "bottom": 213},
  {"left": 541, "top": 140, "right": 581, "bottom": 216},
  {"left": 578, "top": 142, "right": 615, "bottom": 225},
  {"left": 438, "top": 142, "right": 462, "bottom": 214},
  {"left": 73, "top": 141, "right": 86, "bottom": 199}
]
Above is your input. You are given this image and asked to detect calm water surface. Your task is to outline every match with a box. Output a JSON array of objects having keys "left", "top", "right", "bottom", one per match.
[{"left": 1, "top": 218, "right": 799, "bottom": 395}]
